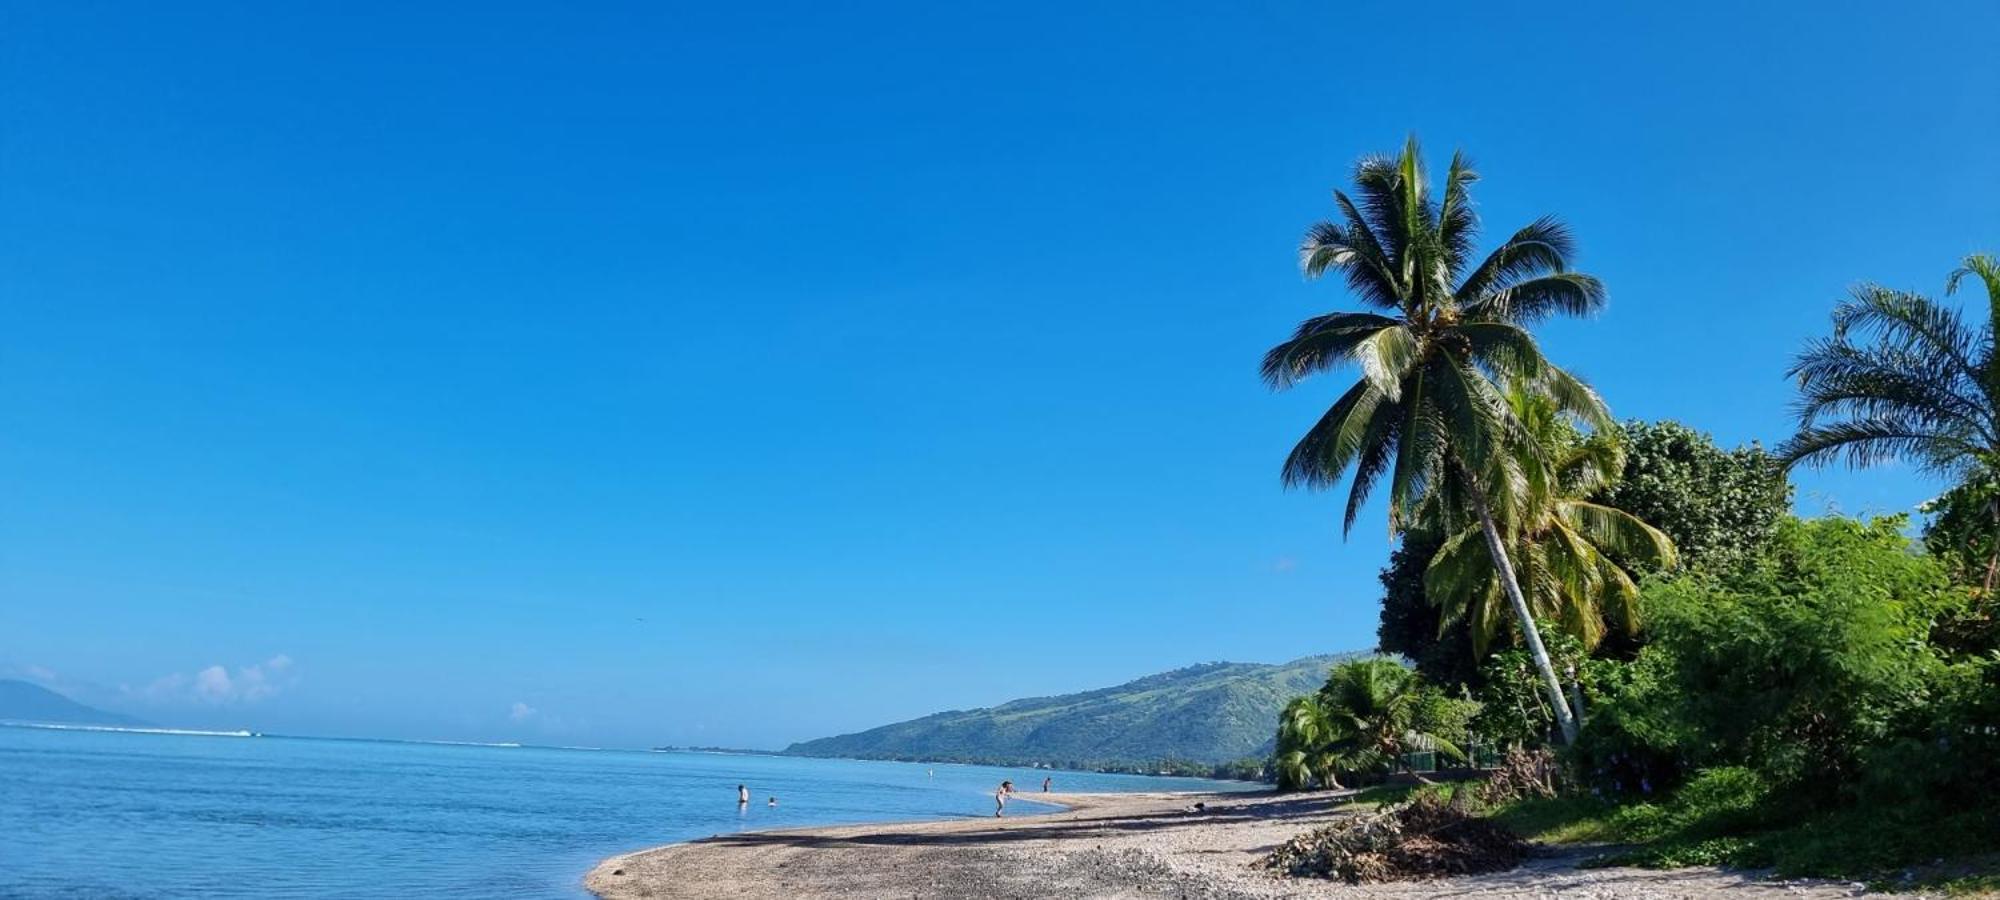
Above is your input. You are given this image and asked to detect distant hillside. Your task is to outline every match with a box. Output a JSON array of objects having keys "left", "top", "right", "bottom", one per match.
[
  {"left": 0, "top": 680, "right": 148, "bottom": 727},
  {"left": 785, "top": 652, "right": 1365, "bottom": 767}
]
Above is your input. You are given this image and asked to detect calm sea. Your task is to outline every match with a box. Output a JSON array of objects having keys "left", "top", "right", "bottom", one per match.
[{"left": 0, "top": 723, "right": 1250, "bottom": 898}]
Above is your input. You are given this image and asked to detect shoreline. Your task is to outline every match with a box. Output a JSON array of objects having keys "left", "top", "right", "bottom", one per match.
[{"left": 584, "top": 790, "right": 1878, "bottom": 899}]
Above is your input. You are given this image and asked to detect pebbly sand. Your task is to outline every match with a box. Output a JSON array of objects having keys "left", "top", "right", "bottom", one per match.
[{"left": 585, "top": 789, "right": 1899, "bottom": 899}]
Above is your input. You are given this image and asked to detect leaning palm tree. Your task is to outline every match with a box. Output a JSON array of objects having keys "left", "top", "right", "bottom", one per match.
[
  {"left": 1263, "top": 137, "right": 1610, "bottom": 743},
  {"left": 1425, "top": 386, "right": 1678, "bottom": 654},
  {"left": 1780, "top": 253, "right": 2000, "bottom": 589}
]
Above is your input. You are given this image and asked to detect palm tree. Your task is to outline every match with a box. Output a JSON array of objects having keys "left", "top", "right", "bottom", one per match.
[
  {"left": 1277, "top": 659, "right": 1466, "bottom": 788},
  {"left": 1263, "top": 137, "right": 1611, "bottom": 744},
  {"left": 1424, "top": 386, "right": 1678, "bottom": 654},
  {"left": 1780, "top": 253, "right": 2000, "bottom": 589},
  {"left": 1275, "top": 693, "right": 1346, "bottom": 790}
]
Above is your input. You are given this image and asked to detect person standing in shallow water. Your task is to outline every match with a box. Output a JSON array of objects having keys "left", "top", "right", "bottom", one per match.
[
  {"left": 737, "top": 784, "right": 749, "bottom": 805},
  {"left": 995, "top": 780, "right": 1014, "bottom": 817},
  {"left": 1041, "top": 776, "right": 1051, "bottom": 793}
]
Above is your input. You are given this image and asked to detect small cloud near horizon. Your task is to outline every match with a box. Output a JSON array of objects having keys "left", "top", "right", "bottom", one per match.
[
  {"left": 509, "top": 702, "right": 537, "bottom": 723},
  {"left": 128, "top": 655, "right": 297, "bottom": 705}
]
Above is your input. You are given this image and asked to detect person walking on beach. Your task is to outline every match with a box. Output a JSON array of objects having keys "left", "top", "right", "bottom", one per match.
[{"left": 995, "top": 780, "right": 1014, "bottom": 817}]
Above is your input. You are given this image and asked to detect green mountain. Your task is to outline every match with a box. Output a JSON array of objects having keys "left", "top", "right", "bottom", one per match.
[
  {"left": 0, "top": 680, "right": 149, "bottom": 727},
  {"left": 785, "top": 652, "right": 1365, "bottom": 767}
]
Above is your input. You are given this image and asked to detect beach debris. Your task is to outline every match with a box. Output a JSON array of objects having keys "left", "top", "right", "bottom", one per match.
[
  {"left": 1477, "top": 747, "right": 1562, "bottom": 805},
  {"left": 1259, "top": 790, "right": 1527, "bottom": 883}
]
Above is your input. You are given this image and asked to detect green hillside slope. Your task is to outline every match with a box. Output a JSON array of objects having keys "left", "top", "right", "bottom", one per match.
[{"left": 784, "top": 652, "right": 1366, "bottom": 768}]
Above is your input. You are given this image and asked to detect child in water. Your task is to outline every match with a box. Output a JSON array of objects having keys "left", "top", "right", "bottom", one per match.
[{"left": 995, "top": 780, "right": 1014, "bottom": 817}]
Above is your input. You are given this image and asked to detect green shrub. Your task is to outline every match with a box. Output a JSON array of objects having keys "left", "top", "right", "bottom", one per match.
[
  {"left": 1606, "top": 767, "right": 1776, "bottom": 843},
  {"left": 1575, "top": 517, "right": 1954, "bottom": 801}
]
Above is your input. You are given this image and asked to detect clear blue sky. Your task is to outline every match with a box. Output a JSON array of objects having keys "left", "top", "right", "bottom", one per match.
[{"left": 2, "top": 2, "right": 1995, "bottom": 749}]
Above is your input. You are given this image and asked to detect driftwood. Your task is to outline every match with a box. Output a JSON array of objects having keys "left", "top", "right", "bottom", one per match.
[{"left": 1260, "top": 790, "right": 1528, "bottom": 883}]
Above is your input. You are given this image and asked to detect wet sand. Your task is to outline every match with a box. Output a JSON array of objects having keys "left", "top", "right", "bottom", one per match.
[{"left": 586, "top": 789, "right": 1890, "bottom": 899}]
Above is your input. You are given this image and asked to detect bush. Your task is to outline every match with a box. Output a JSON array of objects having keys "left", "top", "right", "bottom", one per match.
[
  {"left": 1604, "top": 767, "right": 1777, "bottom": 844},
  {"left": 1479, "top": 515, "right": 2000, "bottom": 883},
  {"left": 1574, "top": 517, "right": 1953, "bottom": 801}
]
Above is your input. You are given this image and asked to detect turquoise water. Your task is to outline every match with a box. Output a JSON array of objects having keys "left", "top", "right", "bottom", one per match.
[{"left": 0, "top": 724, "right": 1251, "bottom": 898}]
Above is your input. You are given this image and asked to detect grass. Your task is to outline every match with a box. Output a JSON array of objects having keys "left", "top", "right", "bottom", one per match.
[
  {"left": 1486, "top": 795, "right": 1620, "bottom": 844},
  {"left": 1347, "top": 780, "right": 1478, "bottom": 810},
  {"left": 1481, "top": 767, "right": 2000, "bottom": 894},
  {"left": 1347, "top": 783, "right": 1423, "bottom": 809}
]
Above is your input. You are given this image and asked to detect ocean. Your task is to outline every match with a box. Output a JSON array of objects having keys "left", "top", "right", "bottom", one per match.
[{"left": 0, "top": 723, "right": 1252, "bottom": 898}]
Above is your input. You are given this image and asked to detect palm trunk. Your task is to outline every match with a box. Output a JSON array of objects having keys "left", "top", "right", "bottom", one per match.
[
  {"left": 1458, "top": 462, "right": 1580, "bottom": 745},
  {"left": 1983, "top": 495, "right": 1999, "bottom": 595}
]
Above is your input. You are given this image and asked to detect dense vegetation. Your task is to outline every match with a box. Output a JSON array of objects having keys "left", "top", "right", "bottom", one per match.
[
  {"left": 1265, "top": 140, "right": 2000, "bottom": 887},
  {"left": 784, "top": 654, "right": 1361, "bottom": 771}
]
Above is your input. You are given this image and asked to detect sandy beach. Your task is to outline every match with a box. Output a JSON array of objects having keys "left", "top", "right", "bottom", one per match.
[{"left": 586, "top": 790, "right": 1888, "bottom": 899}]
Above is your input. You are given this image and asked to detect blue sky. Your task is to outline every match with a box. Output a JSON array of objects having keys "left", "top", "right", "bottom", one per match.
[{"left": 2, "top": 2, "right": 1995, "bottom": 749}]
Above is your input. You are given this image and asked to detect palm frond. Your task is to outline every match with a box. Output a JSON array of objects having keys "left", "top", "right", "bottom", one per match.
[
  {"left": 1436, "top": 150, "right": 1480, "bottom": 278},
  {"left": 1778, "top": 418, "right": 1983, "bottom": 475},
  {"left": 1301, "top": 201, "right": 1405, "bottom": 311},
  {"left": 1280, "top": 381, "right": 1391, "bottom": 489},
  {"left": 1387, "top": 365, "right": 1444, "bottom": 530},
  {"left": 1260, "top": 311, "right": 1403, "bottom": 389},
  {"left": 1343, "top": 400, "right": 1404, "bottom": 536},
  {"left": 1404, "top": 730, "right": 1468, "bottom": 763},
  {"left": 1462, "top": 272, "right": 1606, "bottom": 324},
  {"left": 1555, "top": 434, "right": 1623, "bottom": 497},
  {"left": 1455, "top": 216, "right": 1574, "bottom": 303},
  {"left": 1424, "top": 526, "right": 1493, "bottom": 610},
  {"left": 1460, "top": 321, "right": 1550, "bottom": 382},
  {"left": 1829, "top": 285, "right": 1984, "bottom": 396},
  {"left": 1946, "top": 253, "right": 2000, "bottom": 304},
  {"left": 1562, "top": 501, "right": 1679, "bottom": 570},
  {"left": 1535, "top": 363, "right": 1613, "bottom": 430},
  {"left": 1355, "top": 325, "right": 1418, "bottom": 401},
  {"left": 1788, "top": 339, "right": 1991, "bottom": 440}
]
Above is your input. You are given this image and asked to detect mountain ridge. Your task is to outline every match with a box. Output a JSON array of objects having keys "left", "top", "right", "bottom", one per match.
[
  {"left": 785, "top": 652, "right": 1367, "bottom": 768},
  {"left": 0, "top": 679, "right": 150, "bottom": 727}
]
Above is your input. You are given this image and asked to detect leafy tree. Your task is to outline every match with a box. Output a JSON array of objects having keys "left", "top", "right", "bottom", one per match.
[
  {"left": 1599, "top": 421, "right": 1791, "bottom": 574},
  {"left": 1374, "top": 530, "right": 1484, "bottom": 690},
  {"left": 1264, "top": 138, "right": 1610, "bottom": 743},
  {"left": 1780, "top": 253, "right": 2000, "bottom": 589},
  {"left": 1471, "top": 628, "right": 1593, "bottom": 749},
  {"left": 1424, "top": 387, "right": 1677, "bottom": 653}
]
